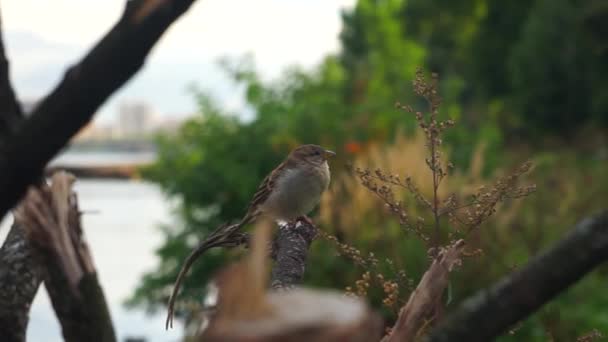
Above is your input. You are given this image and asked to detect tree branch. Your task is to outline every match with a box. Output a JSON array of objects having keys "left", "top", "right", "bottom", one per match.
[
  {"left": 270, "top": 219, "right": 318, "bottom": 290},
  {"left": 15, "top": 172, "right": 116, "bottom": 342},
  {"left": 0, "top": 0, "right": 198, "bottom": 222},
  {"left": 0, "top": 9, "right": 22, "bottom": 138},
  {"left": 0, "top": 8, "right": 40, "bottom": 341},
  {"left": 0, "top": 225, "right": 44, "bottom": 342},
  {"left": 426, "top": 211, "right": 608, "bottom": 342}
]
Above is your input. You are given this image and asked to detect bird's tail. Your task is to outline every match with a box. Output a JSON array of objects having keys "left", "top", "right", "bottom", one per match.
[{"left": 165, "top": 219, "right": 251, "bottom": 330}]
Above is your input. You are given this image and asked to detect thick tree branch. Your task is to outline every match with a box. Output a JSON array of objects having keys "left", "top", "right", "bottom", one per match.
[
  {"left": 270, "top": 220, "right": 318, "bottom": 290},
  {"left": 426, "top": 211, "right": 608, "bottom": 342},
  {"left": 0, "top": 0, "right": 198, "bottom": 223},
  {"left": 15, "top": 172, "right": 115, "bottom": 342},
  {"left": 0, "top": 225, "right": 44, "bottom": 342},
  {"left": 0, "top": 10, "right": 22, "bottom": 138},
  {"left": 0, "top": 8, "right": 40, "bottom": 341}
]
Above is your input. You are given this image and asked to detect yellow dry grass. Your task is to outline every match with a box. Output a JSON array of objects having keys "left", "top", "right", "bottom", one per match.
[{"left": 320, "top": 132, "right": 487, "bottom": 234}]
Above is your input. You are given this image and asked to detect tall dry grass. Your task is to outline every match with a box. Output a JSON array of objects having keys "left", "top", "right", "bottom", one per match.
[{"left": 319, "top": 132, "right": 490, "bottom": 236}]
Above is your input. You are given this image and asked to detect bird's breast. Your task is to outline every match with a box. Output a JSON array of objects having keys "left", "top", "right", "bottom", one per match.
[{"left": 263, "top": 162, "right": 330, "bottom": 221}]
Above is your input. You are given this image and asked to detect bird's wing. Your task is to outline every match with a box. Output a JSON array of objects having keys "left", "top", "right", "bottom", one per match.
[
  {"left": 249, "top": 163, "right": 283, "bottom": 207},
  {"left": 243, "top": 159, "right": 291, "bottom": 223}
]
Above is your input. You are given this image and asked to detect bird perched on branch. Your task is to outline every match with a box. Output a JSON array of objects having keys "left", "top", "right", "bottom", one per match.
[{"left": 165, "top": 144, "right": 336, "bottom": 329}]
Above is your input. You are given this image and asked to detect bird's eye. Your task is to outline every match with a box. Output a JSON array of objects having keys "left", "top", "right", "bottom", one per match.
[{"left": 313, "top": 151, "right": 321, "bottom": 156}]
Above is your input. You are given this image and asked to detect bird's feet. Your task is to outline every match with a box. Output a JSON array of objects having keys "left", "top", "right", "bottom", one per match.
[{"left": 296, "top": 215, "right": 315, "bottom": 227}]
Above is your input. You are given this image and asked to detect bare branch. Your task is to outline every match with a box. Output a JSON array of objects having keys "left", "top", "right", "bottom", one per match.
[
  {"left": 426, "top": 211, "right": 608, "bottom": 342},
  {"left": 270, "top": 220, "right": 318, "bottom": 290},
  {"left": 0, "top": 8, "right": 39, "bottom": 341},
  {"left": 0, "top": 225, "right": 44, "bottom": 342},
  {"left": 15, "top": 172, "right": 115, "bottom": 342},
  {"left": 0, "top": 9, "right": 22, "bottom": 137},
  {"left": 0, "top": 0, "right": 199, "bottom": 223}
]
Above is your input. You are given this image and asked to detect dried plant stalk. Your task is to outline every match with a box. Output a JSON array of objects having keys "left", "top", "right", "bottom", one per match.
[
  {"left": 384, "top": 240, "right": 465, "bottom": 342},
  {"left": 347, "top": 69, "right": 535, "bottom": 341}
]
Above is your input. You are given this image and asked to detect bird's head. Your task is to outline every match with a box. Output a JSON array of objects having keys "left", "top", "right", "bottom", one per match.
[{"left": 289, "top": 144, "right": 336, "bottom": 165}]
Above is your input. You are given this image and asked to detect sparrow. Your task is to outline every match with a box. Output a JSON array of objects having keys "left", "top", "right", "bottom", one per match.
[{"left": 165, "top": 144, "right": 335, "bottom": 329}]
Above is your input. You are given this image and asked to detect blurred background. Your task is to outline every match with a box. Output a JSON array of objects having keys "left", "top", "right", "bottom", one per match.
[{"left": 1, "top": 0, "right": 607, "bottom": 341}]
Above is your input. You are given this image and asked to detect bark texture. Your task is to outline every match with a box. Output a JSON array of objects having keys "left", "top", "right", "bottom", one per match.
[
  {"left": 0, "top": 8, "right": 38, "bottom": 341},
  {"left": 0, "top": 12, "right": 22, "bottom": 138},
  {"left": 270, "top": 220, "right": 318, "bottom": 289},
  {"left": 0, "top": 226, "right": 44, "bottom": 342}
]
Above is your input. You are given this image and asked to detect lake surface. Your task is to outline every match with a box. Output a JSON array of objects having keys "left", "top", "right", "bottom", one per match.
[{"left": 0, "top": 153, "right": 183, "bottom": 342}]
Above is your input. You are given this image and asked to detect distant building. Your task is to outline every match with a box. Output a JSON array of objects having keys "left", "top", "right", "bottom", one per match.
[
  {"left": 74, "top": 122, "right": 118, "bottom": 141},
  {"left": 118, "top": 101, "right": 156, "bottom": 137},
  {"left": 70, "top": 102, "right": 189, "bottom": 143}
]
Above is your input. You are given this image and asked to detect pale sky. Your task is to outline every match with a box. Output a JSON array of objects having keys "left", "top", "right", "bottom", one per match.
[{"left": 1, "top": 0, "right": 355, "bottom": 123}]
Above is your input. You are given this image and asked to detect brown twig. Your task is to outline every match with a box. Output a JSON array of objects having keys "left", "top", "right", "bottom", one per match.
[{"left": 430, "top": 134, "right": 441, "bottom": 250}]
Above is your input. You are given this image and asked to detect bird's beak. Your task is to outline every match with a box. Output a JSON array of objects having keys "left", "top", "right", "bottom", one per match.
[{"left": 323, "top": 150, "right": 336, "bottom": 160}]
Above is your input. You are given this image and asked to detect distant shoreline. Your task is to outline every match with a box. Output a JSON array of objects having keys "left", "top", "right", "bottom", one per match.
[
  {"left": 45, "top": 164, "right": 148, "bottom": 180},
  {"left": 48, "top": 149, "right": 156, "bottom": 179}
]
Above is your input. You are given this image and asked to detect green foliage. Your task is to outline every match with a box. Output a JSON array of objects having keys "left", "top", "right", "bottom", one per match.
[
  {"left": 508, "top": 0, "right": 599, "bottom": 134},
  {"left": 458, "top": 150, "right": 608, "bottom": 341},
  {"left": 340, "top": 0, "right": 425, "bottom": 130},
  {"left": 128, "top": 0, "right": 608, "bottom": 339},
  {"left": 402, "top": 0, "right": 608, "bottom": 137}
]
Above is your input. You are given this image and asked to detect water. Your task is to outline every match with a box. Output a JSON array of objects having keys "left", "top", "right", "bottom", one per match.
[{"left": 0, "top": 174, "right": 183, "bottom": 341}]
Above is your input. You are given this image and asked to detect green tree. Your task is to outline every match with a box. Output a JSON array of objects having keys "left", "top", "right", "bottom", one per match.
[{"left": 508, "top": 0, "right": 607, "bottom": 134}]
